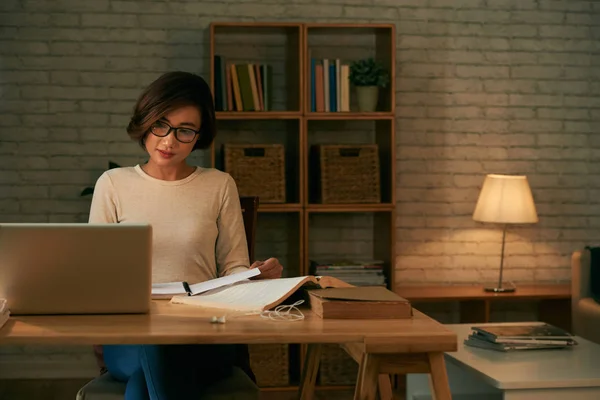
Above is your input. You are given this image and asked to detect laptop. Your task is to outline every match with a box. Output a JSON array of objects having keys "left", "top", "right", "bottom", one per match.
[{"left": 0, "top": 223, "right": 152, "bottom": 315}]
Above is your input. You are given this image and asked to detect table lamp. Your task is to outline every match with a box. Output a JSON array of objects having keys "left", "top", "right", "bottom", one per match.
[{"left": 472, "top": 174, "right": 538, "bottom": 293}]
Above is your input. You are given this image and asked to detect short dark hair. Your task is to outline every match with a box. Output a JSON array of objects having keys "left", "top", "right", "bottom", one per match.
[{"left": 127, "top": 71, "right": 216, "bottom": 151}]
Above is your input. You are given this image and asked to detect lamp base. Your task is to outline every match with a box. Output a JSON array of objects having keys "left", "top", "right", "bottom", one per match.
[{"left": 484, "top": 283, "right": 516, "bottom": 293}]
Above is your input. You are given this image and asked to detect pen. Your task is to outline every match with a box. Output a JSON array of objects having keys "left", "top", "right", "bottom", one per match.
[{"left": 182, "top": 282, "right": 192, "bottom": 296}]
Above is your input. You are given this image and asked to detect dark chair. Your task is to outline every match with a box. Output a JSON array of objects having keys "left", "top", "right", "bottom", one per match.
[
  {"left": 235, "top": 196, "right": 259, "bottom": 384},
  {"left": 239, "top": 196, "right": 259, "bottom": 264}
]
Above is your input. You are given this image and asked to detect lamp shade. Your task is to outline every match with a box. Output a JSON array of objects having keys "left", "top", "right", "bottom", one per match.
[{"left": 472, "top": 174, "right": 538, "bottom": 224}]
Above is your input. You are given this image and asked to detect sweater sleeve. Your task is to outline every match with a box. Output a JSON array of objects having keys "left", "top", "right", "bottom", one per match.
[
  {"left": 215, "top": 174, "right": 251, "bottom": 277},
  {"left": 88, "top": 171, "right": 119, "bottom": 223}
]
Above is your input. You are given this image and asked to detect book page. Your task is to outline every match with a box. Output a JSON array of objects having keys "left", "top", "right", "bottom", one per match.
[
  {"left": 188, "top": 268, "right": 260, "bottom": 295},
  {"left": 171, "top": 276, "right": 314, "bottom": 312}
]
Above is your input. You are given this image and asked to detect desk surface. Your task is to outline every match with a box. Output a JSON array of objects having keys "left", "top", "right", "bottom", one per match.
[
  {"left": 0, "top": 301, "right": 457, "bottom": 354},
  {"left": 396, "top": 284, "right": 570, "bottom": 301},
  {"left": 446, "top": 323, "right": 600, "bottom": 390}
]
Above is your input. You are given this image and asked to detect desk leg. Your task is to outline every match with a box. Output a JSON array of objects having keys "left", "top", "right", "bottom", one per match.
[
  {"left": 354, "top": 352, "right": 379, "bottom": 400},
  {"left": 298, "top": 344, "right": 322, "bottom": 400},
  {"left": 377, "top": 374, "right": 394, "bottom": 400},
  {"left": 427, "top": 352, "right": 451, "bottom": 400}
]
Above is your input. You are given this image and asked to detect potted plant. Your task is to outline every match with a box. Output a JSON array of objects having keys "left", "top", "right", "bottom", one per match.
[{"left": 348, "top": 57, "right": 390, "bottom": 112}]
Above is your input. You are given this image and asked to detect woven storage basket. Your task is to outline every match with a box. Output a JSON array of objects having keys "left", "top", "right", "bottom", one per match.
[
  {"left": 319, "top": 344, "right": 358, "bottom": 385},
  {"left": 312, "top": 144, "right": 380, "bottom": 204},
  {"left": 248, "top": 344, "right": 289, "bottom": 387},
  {"left": 224, "top": 143, "right": 286, "bottom": 203}
]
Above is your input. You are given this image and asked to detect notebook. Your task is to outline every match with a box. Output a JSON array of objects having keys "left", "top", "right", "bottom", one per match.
[{"left": 151, "top": 268, "right": 260, "bottom": 299}]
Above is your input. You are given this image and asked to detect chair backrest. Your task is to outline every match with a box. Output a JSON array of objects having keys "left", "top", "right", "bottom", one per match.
[
  {"left": 240, "top": 196, "right": 259, "bottom": 263},
  {"left": 236, "top": 196, "right": 259, "bottom": 384}
]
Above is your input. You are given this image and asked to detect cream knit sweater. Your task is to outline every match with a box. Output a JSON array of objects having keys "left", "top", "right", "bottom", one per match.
[{"left": 88, "top": 165, "right": 250, "bottom": 284}]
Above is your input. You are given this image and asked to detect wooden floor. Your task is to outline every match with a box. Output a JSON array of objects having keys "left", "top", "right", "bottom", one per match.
[{"left": 0, "top": 379, "right": 406, "bottom": 400}]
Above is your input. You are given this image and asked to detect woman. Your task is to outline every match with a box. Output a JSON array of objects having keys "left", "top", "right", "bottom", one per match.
[{"left": 89, "top": 71, "right": 283, "bottom": 400}]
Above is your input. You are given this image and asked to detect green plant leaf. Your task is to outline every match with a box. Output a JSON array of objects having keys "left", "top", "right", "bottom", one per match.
[{"left": 348, "top": 57, "right": 389, "bottom": 88}]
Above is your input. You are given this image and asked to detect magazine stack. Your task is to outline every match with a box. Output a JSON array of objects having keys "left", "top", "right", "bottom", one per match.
[{"left": 465, "top": 323, "right": 578, "bottom": 352}]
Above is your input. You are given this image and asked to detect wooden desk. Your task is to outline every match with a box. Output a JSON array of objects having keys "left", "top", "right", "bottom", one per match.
[
  {"left": 0, "top": 301, "right": 457, "bottom": 400},
  {"left": 396, "top": 284, "right": 571, "bottom": 331}
]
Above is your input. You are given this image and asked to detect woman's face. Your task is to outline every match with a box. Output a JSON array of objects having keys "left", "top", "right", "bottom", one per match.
[{"left": 144, "top": 105, "right": 201, "bottom": 167}]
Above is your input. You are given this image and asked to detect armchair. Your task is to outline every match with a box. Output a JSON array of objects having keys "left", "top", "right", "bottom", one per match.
[{"left": 571, "top": 248, "right": 600, "bottom": 344}]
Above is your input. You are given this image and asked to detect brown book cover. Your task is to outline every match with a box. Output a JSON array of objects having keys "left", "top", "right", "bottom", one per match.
[
  {"left": 236, "top": 64, "right": 255, "bottom": 111},
  {"left": 247, "top": 64, "right": 261, "bottom": 111},
  {"left": 226, "top": 62, "right": 234, "bottom": 111},
  {"left": 254, "top": 64, "right": 264, "bottom": 111},
  {"left": 307, "top": 286, "right": 412, "bottom": 319},
  {"left": 315, "top": 63, "right": 324, "bottom": 112},
  {"left": 230, "top": 64, "right": 243, "bottom": 111}
]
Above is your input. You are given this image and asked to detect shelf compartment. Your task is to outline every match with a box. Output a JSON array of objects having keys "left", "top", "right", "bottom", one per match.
[
  {"left": 255, "top": 211, "right": 302, "bottom": 278},
  {"left": 213, "top": 118, "right": 302, "bottom": 205},
  {"left": 210, "top": 22, "right": 303, "bottom": 114},
  {"left": 304, "top": 23, "right": 395, "bottom": 115},
  {"left": 306, "top": 119, "right": 395, "bottom": 205},
  {"left": 304, "top": 211, "right": 395, "bottom": 288}
]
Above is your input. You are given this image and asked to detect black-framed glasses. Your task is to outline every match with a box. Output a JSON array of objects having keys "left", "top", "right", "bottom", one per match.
[{"left": 150, "top": 121, "right": 199, "bottom": 143}]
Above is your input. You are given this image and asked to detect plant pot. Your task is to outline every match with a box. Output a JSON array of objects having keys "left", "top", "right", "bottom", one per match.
[{"left": 356, "top": 86, "right": 379, "bottom": 112}]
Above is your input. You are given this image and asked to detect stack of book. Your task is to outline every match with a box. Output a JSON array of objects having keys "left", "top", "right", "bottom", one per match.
[
  {"left": 464, "top": 323, "right": 578, "bottom": 352},
  {"left": 310, "top": 260, "right": 386, "bottom": 287}
]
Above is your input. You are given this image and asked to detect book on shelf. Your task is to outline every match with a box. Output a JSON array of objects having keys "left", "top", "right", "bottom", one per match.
[
  {"left": 307, "top": 286, "right": 412, "bottom": 319},
  {"left": 213, "top": 55, "right": 272, "bottom": 112},
  {"left": 310, "top": 57, "right": 350, "bottom": 113},
  {"left": 151, "top": 268, "right": 260, "bottom": 299},
  {"left": 465, "top": 323, "right": 578, "bottom": 352},
  {"left": 170, "top": 275, "right": 350, "bottom": 314}
]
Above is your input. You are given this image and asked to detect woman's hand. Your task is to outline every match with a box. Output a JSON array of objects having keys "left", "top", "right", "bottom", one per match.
[{"left": 250, "top": 257, "right": 283, "bottom": 279}]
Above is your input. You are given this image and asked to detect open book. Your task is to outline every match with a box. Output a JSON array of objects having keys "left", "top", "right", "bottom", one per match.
[
  {"left": 170, "top": 275, "right": 347, "bottom": 313},
  {"left": 151, "top": 268, "right": 260, "bottom": 299}
]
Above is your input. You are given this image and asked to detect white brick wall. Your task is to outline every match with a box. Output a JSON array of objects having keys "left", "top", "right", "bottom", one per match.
[{"left": 0, "top": 0, "right": 599, "bottom": 289}]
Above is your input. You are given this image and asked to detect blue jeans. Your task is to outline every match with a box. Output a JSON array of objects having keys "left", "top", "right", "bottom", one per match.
[{"left": 103, "top": 344, "right": 236, "bottom": 400}]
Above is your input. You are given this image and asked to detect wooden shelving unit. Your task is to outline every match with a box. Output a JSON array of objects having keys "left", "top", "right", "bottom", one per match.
[{"left": 209, "top": 21, "right": 396, "bottom": 391}]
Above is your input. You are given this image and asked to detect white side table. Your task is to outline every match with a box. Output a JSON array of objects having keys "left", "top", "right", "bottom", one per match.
[{"left": 406, "top": 322, "right": 600, "bottom": 400}]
